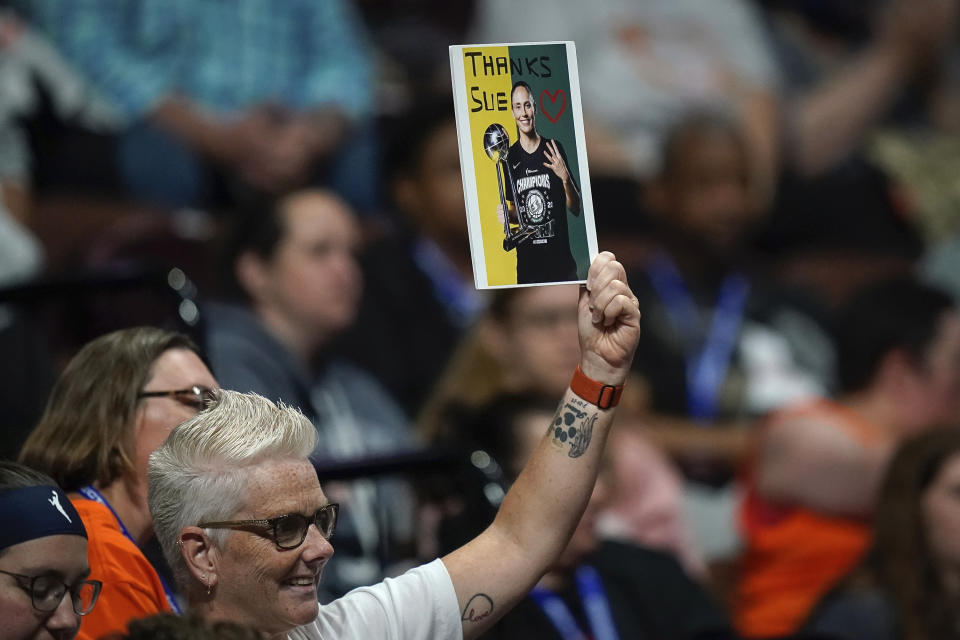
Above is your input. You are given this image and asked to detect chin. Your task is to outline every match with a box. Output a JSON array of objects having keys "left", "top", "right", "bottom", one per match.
[
  {"left": 297, "top": 601, "right": 320, "bottom": 624},
  {"left": 284, "top": 599, "right": 321, "bottom": 628}
]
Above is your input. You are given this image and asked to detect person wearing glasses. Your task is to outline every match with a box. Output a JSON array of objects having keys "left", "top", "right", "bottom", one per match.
[
  {"left": 148, "top": 252, "right": 641, "bottom": 639},
  {"left": 19, "top": 327, "right": 218, "bottom": 638},
  {"left": 0, "top": 460, "right": 101, "bottom": 639}
]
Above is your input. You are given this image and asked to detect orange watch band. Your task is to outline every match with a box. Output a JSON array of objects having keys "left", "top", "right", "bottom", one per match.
[{"left": 570, "top": 365, "right": 624, "bottom": 409}]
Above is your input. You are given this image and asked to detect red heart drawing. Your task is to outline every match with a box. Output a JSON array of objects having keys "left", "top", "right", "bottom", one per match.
[{"left": 539, "top": 89, "right": 567, "bottom": 123}]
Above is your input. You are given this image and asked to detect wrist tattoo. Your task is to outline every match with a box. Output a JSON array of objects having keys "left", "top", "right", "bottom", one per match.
[
  {"left": 548, "top": 397, "right": 597, "bottom": 459},
  {"left": 462, "top": 593, "right": 494, "bottom": 623}
]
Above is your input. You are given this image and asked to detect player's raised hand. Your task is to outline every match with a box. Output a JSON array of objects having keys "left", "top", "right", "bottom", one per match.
[
  {"left": 578, "top": 252, "right": 641, "bottom": 386},
  {"left": 543, "top": 139, "right": 571, "bottom": 184}
]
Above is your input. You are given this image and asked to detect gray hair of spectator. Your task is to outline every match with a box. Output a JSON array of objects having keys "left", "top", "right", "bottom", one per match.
[{"left": 147, "top": 389, "right": 316, "bottom": 590}]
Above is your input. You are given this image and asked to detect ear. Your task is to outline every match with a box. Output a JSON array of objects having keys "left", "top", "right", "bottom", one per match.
[
  {"left": 235, "top": 251, "right": 270, "bottom": 303},
  {"left": 179, "top": 526, "right": 220, "bottom": 590}
]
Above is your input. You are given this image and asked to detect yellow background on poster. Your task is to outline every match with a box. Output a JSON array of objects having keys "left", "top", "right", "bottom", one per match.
[{"left": 463, "top": 46, "right": 516, "bottom": 286}]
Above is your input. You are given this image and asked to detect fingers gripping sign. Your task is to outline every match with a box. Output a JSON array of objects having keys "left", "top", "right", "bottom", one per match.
[{"left": 578, "top": 251, "right": 642, "bottom": 388}]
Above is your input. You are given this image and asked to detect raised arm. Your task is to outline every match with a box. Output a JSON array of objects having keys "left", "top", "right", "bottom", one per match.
[
  {"left": 756, "top": 415, "right": 894, "bottom": 517},
  {"left": 441, "top": 251, "right": 641, "bottom": 639}
]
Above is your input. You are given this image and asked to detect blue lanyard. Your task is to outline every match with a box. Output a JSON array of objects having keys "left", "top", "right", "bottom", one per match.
[
  {"left": 412, "top": 236, "right": 483, "bottom": 328},
  {"left": 645, "top": 252, "right": 750, "bottom": 420},
  {"left": 530, "top": 566, "right": 620, "bottom": 640},
  {"left": 78, "top": 485, "right": 183, "bottom": 615}
]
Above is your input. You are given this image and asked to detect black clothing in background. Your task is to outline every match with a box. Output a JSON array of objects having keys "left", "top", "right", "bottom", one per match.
[{"left": 481, "top": 540, "right": 734, "bottom": 640}]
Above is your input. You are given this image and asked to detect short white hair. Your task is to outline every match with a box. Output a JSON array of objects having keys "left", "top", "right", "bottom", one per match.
[{"left": 147, "top": 390, "right": 316, "bottom": 589}]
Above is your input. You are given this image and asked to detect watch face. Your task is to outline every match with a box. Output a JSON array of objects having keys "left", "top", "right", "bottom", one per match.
[{"left": 524, "top": 189, "right": 547, "bottom": 224}]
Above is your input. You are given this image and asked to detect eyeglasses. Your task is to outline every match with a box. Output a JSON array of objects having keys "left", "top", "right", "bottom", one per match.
[
  {"left": 137, "top": 386, "right": 216, "bottom": 411},
  {"left": 0, "top": 569, "right": 101, "bottom": 615},
  {"left": 198, "top": 503, "right": 339, "bottom": 550}
]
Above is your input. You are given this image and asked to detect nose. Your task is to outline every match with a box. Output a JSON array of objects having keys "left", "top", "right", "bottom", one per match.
[
  {"left": 301, "top": 522, "right": 335, "bottom": 565},
  {"left": 46, "top": 592, "right": 80, "bottom": 636}
]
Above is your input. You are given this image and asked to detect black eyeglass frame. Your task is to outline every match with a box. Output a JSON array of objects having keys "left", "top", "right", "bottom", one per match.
[
  {"left": 137, "top": 385, "right": 216, "bottom": 410},
  {"left": 198, "top": 503, "right": 340, "bottom": 550},
  {"left": 0, "top": 568, "right": 102, "bottom": 615}
]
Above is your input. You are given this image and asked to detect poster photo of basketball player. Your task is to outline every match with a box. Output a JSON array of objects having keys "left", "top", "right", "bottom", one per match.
[{"left": 450, "top": 41, "right": 597, "bottom": 288}]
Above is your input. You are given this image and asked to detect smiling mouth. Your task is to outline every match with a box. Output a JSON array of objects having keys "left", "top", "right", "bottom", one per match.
[
  {"left": 285, "top": 577, "right": 315, "bottom": 587},
  {"left": 283, "top": 569, "right": 323, "bottom": 589}
]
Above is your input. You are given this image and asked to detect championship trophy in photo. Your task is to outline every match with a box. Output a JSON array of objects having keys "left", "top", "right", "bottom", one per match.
[{"left": 483, "top": 123, "right": 535, "bottom": 251}]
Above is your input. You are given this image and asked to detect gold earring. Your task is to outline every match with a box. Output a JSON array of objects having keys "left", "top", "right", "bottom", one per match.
[{"left": 204, "top": 575, "right": 212, "bottom": 596}]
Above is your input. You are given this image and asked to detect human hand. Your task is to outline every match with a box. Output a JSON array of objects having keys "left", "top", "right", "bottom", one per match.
[
  {"left": 245, "top": 119, "right": 315, "bottom": 191},
  {"left": 578, "top": 252, "right": 641, "bottom": 386},
  {"left": 543, "top": 139, "right": 570, "bottom": 184},
  {"left": 236, "top": 110, "right": 348, "bottom": 192},
  {"left": 497, "top": 203, "right": 506, "bottom": 226},
  {"left": 205, "top": 107, "right": 276, "bottom": 168},
  {"left": 216, "top": 107, "right": 312, "bottom": 192}
]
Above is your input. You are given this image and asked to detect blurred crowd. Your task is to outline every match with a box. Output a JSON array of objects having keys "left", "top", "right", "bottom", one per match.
[{"left": 3, "top": 0, "right": 960, "bottom": 638}]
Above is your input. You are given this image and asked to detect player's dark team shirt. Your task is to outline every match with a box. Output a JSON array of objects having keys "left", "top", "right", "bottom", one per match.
[{"left": 507, "top": 137, "right": 578, "bottom": 284}]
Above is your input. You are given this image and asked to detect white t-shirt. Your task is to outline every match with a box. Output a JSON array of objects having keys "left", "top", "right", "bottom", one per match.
[{"left": 288, "top": 559, "right": 463, "bottom": 640}]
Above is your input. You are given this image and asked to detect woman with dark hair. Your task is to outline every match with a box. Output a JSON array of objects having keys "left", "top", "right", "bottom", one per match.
[
  {"left": 806, "top": 427, "right": 960, "bottom": 639},
  {"left": 0, "top": 460, "right": 100, "bottom": 639}
]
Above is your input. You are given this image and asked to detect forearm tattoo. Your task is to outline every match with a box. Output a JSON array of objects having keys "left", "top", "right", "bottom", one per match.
[
  {"left": 462, "top": 593, "right": 494, "bottom": 623},
  {"left": 548, "top": 397, "right": 597, "bottom": 458}
]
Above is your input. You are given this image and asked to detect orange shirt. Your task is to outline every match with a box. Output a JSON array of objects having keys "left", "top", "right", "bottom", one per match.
[
  {"left": 735, "top": 399, "right": 883, "bottom": 639},
  {"left": 72, "top": 498, "right": 172, "bottom": 638}
]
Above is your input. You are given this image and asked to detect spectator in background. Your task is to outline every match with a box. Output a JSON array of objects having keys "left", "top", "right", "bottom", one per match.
[
  {"left": 752, "top": 0, "right": 958, "bottom": 307},
  {"left": 736, "top": 278, "right": 960, "bottom": 639},
  {"left": 18, "top": 327, "right": 218, "bottom": 638},
  {"left": 0, "top": 461, "right": 100, "bottom": 640},
  {"left": 14, "top": 0, "right": 378, "bottom": 213},
  {"left": 337, "top": 98, "right": 483, "bottom": 418},
  {"left": 435, "top": 393, "right": 732, "bottom": 640},
  {"left": 418, "top": 284, "right": 588, "bottom": 442},
  {"left": 804, "top": 428, "right": 960, "bottom": 640},
  {"left": 629, "top": 112, "right": 831, "bottom": 486},
  {"left": 204, "top": 189, "right": 419, "bottom": 599},
  {"left": 762, "top": 0, "right": 960, "bottom": 177}
]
